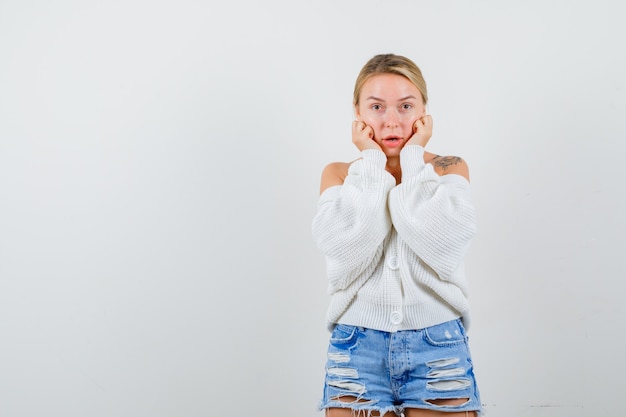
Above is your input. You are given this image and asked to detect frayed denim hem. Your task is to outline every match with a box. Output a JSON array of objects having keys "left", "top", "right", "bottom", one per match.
[{"left": 318, "top": 399, "right": 399, "bottom": 417}]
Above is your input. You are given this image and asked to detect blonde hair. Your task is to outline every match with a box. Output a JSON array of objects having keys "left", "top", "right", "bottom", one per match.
[{"left": 353, "top": 53, "right": 428, "bottom": 107}]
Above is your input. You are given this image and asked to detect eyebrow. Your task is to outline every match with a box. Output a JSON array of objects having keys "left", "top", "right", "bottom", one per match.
[{"left": 365, "top": 95, "right": 418, "bottom": 102}]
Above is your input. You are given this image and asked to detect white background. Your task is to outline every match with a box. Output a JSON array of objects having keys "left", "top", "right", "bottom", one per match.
[{"left": 1, "top": 1, "right": 625, "bottom": 416}]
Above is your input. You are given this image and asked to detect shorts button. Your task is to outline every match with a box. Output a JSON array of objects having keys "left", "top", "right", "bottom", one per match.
[
  {"left": 390, "top": 311, "right": 403, "bottom": 325},
  {"left": 387, "top": 255, "right": 399, "bottom": 270}
]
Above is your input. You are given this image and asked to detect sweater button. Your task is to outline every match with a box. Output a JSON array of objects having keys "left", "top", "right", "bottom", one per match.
[
  {"left": 387, "top": 256, "right": 399, "bottom": 270},
  {"left": 390, "top": 311, "right": 403, "bottom": 325}
]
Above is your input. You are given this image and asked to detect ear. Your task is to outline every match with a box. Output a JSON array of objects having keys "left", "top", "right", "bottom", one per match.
[{"left": 354, "top": 106, "right": 361, "bottom": 121}]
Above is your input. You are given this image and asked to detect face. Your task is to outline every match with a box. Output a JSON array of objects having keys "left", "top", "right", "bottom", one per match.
[{"left": 355, "top": 73, "right": 426, "bottom": 155}]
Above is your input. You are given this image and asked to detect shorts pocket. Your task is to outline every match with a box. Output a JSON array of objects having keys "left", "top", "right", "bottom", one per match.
[
  {"left": 423, "top": 319, "right": 467, "bottom": 347},
  {"left": 329, "top": 324, "right": 359, "bottom": 349}
]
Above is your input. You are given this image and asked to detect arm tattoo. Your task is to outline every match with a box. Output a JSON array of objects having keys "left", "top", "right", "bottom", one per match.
[{"left": 432, "top": 155, "right": 463, "bottom": 170}]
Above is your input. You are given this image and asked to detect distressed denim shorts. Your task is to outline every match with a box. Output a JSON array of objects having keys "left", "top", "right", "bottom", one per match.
[{"left": 319, "top": 319, "right": 482, "bottom": 416}]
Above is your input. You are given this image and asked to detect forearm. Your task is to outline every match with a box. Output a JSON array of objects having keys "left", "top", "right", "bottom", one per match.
[
  {"left": 312, "top": 150, "right": 395, "bottom": 289},
  {"left": 389, "top": 145, "right": 476, "bottom": 280}
]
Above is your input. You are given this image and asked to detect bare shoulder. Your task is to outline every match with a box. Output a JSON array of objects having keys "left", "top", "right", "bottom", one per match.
[
  {"left": 319, "top": 161, "right": 353, "bottom": 194},
  {"left": 424, "top": 151, "right": 470, "bottom": 182}
]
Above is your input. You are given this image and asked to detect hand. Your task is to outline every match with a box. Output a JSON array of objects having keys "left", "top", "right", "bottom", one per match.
[
  {"left": 407, "top": 115, "right": 433, "bottom": 148},
  {"left": 352, "top": 120, "right": 381, "bottom": 152}
]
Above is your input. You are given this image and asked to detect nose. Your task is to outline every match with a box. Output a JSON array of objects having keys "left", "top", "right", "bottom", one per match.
[{"left": 385, "top": 110, "right": 399, "bottom": 128}]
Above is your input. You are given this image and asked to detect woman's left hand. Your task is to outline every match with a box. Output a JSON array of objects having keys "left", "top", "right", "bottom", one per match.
[{"left": 407, "top": 115, "right": 433, "bottom": 148}]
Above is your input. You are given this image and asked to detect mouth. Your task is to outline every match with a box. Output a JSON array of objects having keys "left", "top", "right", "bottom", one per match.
[{"left": 381, "top": 136, "right": 404, "bottom": 147}]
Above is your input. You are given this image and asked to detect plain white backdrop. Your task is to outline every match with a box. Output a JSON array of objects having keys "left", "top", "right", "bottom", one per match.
[{"left": 1, "top": 1, "right": 625, "bottom": 416}]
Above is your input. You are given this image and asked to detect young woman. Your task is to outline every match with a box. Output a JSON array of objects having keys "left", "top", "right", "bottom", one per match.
[{"left": 312, "top": 54, "right": 482, "bottom": 417}]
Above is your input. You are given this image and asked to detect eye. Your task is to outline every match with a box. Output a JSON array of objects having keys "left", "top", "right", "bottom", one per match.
[
  {"left": 401, "top": 103, "right": 413, "bottom": 111},
  {"left": 371, "top": 104, "right": 383, "bottom": 111}
]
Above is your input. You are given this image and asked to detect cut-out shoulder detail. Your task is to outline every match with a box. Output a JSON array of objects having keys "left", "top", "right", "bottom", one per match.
[
  {"left": 319, "top": 162, "right": 350, "bottom": 194},
  {"left": 318, "top": 153, "right": 470, "bottom": 194}
]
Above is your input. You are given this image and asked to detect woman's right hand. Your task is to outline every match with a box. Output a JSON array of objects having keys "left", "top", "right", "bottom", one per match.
[{"left": 352, "top": 120, "right": 381, "bottom": 152}]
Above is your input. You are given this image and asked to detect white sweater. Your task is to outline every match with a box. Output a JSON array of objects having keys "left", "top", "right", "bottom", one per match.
[{"left": 312, "top": 145, "right": 476, "bottom": 332}]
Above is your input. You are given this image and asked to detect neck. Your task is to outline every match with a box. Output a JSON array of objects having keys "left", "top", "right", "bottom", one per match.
[{"left": 386, "top": 156, "right": 401, "bottom": 184}]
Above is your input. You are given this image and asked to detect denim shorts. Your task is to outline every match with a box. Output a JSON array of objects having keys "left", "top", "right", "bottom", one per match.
[{"left": 319, "top": 319, "right": 482, "bottom": 416}]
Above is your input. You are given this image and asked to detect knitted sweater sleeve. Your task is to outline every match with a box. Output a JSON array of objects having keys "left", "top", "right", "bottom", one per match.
[
  {"left": 312, "top": 150, "right": 396, "bottom": 292},
  {"left": 389, "top": 145, "right": 476, "bottom": 283}
]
